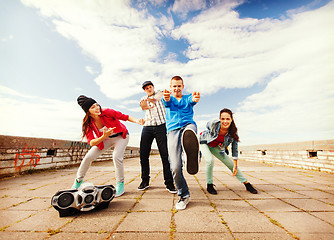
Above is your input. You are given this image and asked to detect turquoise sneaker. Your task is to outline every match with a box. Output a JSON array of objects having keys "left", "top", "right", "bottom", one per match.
[
  {"left": 71, "top": 179, "right": 83, "bottom": 189},
  {"left": 115, "top": 182, "right": 124, "bottom": 197}
]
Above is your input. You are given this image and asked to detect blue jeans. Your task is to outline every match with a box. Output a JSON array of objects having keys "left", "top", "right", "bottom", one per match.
[{"left": 167, "top": 123, "right": 197, "bottom": 198}]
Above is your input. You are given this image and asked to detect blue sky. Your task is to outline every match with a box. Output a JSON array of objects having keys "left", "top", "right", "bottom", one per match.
[{"left": 1, "top": 0, "right": 333, "bottom": 147}]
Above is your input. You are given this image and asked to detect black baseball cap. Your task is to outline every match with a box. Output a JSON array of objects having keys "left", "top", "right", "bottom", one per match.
[{"left": 142, "top": 81, "right": 154, "bottom": 89}]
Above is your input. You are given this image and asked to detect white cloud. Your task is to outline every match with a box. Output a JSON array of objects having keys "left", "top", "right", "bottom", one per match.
[
  {"left": 22, "top": 0, "right": 166, "bottom": 99},
  {"left": 117, "top": 104, "right": 141, "bottom": 113},
  {"left": 17, "top": 0, "right": 334, "bottom": 146},
  {"left": 169, "top": 1, "right": 334, "bottom": 144},
  {"left": 137, "top": 0, "right": 167, "bottom": 8},
  {"left": 172, "top": 0, "right": 206, "bottom": 18},
  {"left": 122, "top": 99, "right": 140, "bottom": 105},
  {"left": 1, "top": 34, "right": 14, "bottom": 42},
  {"left": 236, "top": 59, "right": 334, "bottom": 145},
  {"left": 172, "top": 1, "right": 334, "bottom": 92},
  {"left": 0, "top": 85, "right": 36, "bottom": 98},
  {"left": 0, "top": 85, "right": 145, "bottom": 147},
  {"left": 74, "top": 87, "right": 84, "bottom": 92},
  {"left": 0, "top": 85, "right": 82, "bottom": 141},
  {"left": 85, "top": 66, "right": 97, "bottom": 75}
]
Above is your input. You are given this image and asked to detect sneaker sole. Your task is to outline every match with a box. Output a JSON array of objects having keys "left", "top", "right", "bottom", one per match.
[
  {"left": 182, "top": 129, "right": 199, "bottom": 175},
  {"left": 166, "top": 188, "right": 177, "bottom": 194},
  {"left": 207, "top": 190, "right": 218, "bottom": 195},
  {"left": 71, "top": 180, "right": 83, "bottom": 189},
  {"left": 137, "top": 185, "right": 149, "bottom": 191},
  {"left": 115, "top": 191, "right": 124, "bottom": 197}
]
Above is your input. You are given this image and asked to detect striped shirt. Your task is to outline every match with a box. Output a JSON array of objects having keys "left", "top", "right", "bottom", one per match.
[{"left": 141, "top": 90, "right": 166, "bottom": 126}]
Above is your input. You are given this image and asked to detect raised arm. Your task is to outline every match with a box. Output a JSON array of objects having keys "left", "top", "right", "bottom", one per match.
[{"left": 128, "top": 116, "right": 145, "bottom": 125}]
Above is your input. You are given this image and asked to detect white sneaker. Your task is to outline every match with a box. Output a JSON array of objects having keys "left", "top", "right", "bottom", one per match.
[{"left": 175, "top": 197, "right": 190, "bottom": 210}]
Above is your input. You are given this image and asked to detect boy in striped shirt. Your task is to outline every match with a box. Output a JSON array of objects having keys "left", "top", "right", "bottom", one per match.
[{"left": 138, "top": 81, "right": 176, "bottom": 194}]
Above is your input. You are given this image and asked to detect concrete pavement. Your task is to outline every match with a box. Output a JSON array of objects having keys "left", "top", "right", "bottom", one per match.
[{"left": 0, "top": 155, "right": 333, "bottom": 239}]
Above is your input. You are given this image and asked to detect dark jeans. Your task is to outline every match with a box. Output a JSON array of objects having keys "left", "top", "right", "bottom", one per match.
[{"left": 140, "top": 123, "right": 173, "bottom": 185}]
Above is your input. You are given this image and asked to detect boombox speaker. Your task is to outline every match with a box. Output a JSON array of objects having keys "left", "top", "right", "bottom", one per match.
[{"left": 51, "top": 182, "right": 116, "bottom": 217}]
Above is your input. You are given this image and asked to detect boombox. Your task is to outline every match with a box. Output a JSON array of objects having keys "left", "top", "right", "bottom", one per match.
[{"left": 51, "top": 182, "right": 116, "bottom": 217}]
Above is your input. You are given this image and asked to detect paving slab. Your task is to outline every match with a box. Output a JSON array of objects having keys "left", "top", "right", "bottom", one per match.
[
  {"left": 111, "top": 232, "right": 170, "bottom": 240},
  {"left": 283, "top": 198, "right": 334, "bottom": 211},
  {"left": 233, "top": 233, "right": 295, "bottom": 240},
  {"left": 132, "top": 198, "right": 173, "bottom": 212},
  {"left": 214, "top": 199, "right": 257, "bottom": 212},
  {"left": 173, "top": 232, "right": 233, "bottom": 239},
  {"left": 0, "top": 196, "right": 32, "bottom": 210},
  {"left": 265, "top": 190, "right": 308, "bottom": 199},
  {"left": 174, "top": 210, "right": 228, "bottom": 233},
  {"left": 295, "top": 233, "right": 334, "bottom": 240},
  {"left": 221, "top": 211, "right": 287, "bottom": 233},
  {"left": 50, "top": 233, "right": 109, "bottom": 239},
  {"left": 265, "top": 212, "right": 334, "bottom": 233},
  {"left": 252, "top": 184, "right": 288, "bottom": 192},
  {"left": 8, "top": 197, "right": 50, "bottom": 211},
  {"left": 231, "top": 189, "right": 275, "bottom": 199},
  {"left": 60, "top": 210, "right": 125, "bottom": 233},
  {"left": 0, "top": 155, "right": 333, "bottom": 239},
  {"left": 310, "top": 211, "right": 334, "bottom": 225},
  {"left": 6, "top": 208, "right": 71, "bottom": 232},
  {"left": 105, "top": 198, "right": 138, "bottom": 212},
  {"left": 247, "top": 199, "right": 302, "bottom": 212},
  {"left": 116, "top": 212, "right": 171, "bottom": 232},
  {"left": 296, "top": 190, "right": 334, "bottom": 199},
  {"left": 0, "top": 231, "right": 49, "bottom": 240},
  {"left": 0, "top": 209, "right": 38, "bottom": 229}
]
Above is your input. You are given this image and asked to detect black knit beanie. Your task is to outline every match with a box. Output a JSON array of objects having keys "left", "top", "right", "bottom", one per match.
[{"left": 77, "top": 95, "right": 97, "bottom": 113}]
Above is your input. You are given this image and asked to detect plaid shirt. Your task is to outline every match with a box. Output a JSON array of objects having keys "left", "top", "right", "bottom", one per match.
[{"left": 141, "top": 90, "right": 166, "bottom": 126}]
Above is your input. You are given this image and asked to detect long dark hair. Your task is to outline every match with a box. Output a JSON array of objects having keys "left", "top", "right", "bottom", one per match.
[
  {"left": 81, "top": 104, "right": 102, "bottom": 139},
  {"left": 219, "top": 108, "right": 239, "bottom": 142},
  {"left": 82, "top": 113, "right": 91, "bottom": 139}
]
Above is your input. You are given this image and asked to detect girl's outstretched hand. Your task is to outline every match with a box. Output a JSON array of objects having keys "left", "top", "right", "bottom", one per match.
[{"left": 138, "top": 118, "right": 145, "bottom": 125}]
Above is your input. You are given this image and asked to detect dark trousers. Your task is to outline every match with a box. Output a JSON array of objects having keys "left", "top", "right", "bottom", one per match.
[{"left": 140, "top": 123, "right": 173, "bottom": 185}]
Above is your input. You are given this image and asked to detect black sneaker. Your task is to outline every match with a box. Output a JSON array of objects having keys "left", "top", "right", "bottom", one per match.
[
  {"left": 244, "top": 182, "right": 258, "bottom": 194},
  {"left": 182, "top": 128, "right": 199, "bottom": 175},
  {"left": 138, "top": 179, "right": 149, "bottom": 191},
  {"left": 207, "top": 184, "right": 217, "bottom": 195},
  {"left": 166, "top": 182, "right": 177, "bottom": 194}
]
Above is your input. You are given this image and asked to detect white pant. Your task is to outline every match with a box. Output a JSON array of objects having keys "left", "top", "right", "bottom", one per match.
[{"left": 76, "top": 134, "right": 129, "bottom": 183}]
